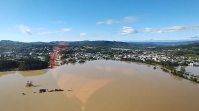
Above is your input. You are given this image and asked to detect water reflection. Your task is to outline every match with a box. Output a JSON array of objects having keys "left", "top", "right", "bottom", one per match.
[
  {"left": 170, "top": 73, "right": 198, "bottom": 85},
  {"left": 147, "top": 64, "right": 151, "bottom": 67},
  {"left": 134, "top": 62, "right": 146, "bottom": 66},
  {"left": 170, "top": 74, "right": 183, "bottom": 81},
  {"left": 0, "top": 71, "right": 16, "bottom": 77},
  {"left": 96, "top": 65, "right": 113, "bottom": 72},
  {"left": 0, "top": 69, "right": 48, "bottom": 78},
  {"left": 18, "top": 69, "right": 48, "bottom": 77},
  {"left": 79, "top": 62, "right": 86, "bottom": 65},
  {"left": 121, "top": 61, "right": 131, "bottom": 64}
]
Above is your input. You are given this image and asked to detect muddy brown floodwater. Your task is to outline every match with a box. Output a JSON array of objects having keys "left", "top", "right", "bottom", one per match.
[{"left": 0, "top": 60, "right": 199, "bottom": 111}]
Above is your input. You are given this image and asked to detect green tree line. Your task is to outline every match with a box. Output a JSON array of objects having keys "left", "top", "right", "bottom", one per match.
[{"left": 0, "top": 59, "right": 48, "bottom": 71}]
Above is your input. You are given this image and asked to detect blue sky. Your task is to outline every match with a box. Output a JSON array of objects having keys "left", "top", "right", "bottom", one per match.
[{"left": 0, "top": 0, "right": 199, "bottom": 42}]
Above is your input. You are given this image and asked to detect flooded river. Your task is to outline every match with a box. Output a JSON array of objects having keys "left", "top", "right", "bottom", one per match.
[{"left": 0, "top": 60, "right": 199, "bottom": 111}]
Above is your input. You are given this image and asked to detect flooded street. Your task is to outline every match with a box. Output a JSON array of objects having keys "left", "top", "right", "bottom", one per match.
[
  {"left": 0, "top": 60, "right": 199, "bottom": 111},
  {"left": 185, "top": 66, "right": 199, "bottom": 76}
]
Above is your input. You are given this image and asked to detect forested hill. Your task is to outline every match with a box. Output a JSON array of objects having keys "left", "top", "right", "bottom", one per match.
[
  {"left": 128, "top": 40, "right": 199, "bottom": 46},
  {"left": 0, "top": 40, "right": 56, "bottom": 47},
  {"left": 1, "top": 40, "right": 199, "bottom": 48},
  {"left": 0, "top": 40, "right": 143, "bottom": 48},
  {"left": 68, "top": 41, "right": 143, "bottom": 48}
]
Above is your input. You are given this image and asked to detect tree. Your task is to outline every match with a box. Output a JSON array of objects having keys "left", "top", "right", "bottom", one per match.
[
  {"left": 68, "top": 59, "right": 76, "bottom": 63},
  {"left": 193, "top": 78, "right": 198, "bottom": 83},
  {"left": 180, "top": 67, "right": 186, "bottom": 74},
  {"left": 64, "top": 47, "right": 74, "bottom": 54},
  {"left": 78, "top": 60, "right": 85, "bottom": 63},
  {"left": 0, "top": 60, "right": 19, "bottom": 71},
  {"left": 18, "top": 59, "right": 48, "bottom": 70},
  {"left": 44, "top": 55, "right": 50, "bottom": 63}
]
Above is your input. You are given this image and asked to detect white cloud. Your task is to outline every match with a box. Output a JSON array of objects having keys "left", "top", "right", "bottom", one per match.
[
  {"left": 79, "top": 33, "right": 87, "bottom": 37},
  {"left": 54, "top": 21, "right": 65, "bottom": 23},
  {"left": 141, "top": 26, "right": 199, "bottom": 33},
  {"left": 106, "top": 19, "right": 114, "bottom": 25},
  {"left": 38, "top": 28, "right": 72, "bottom": 35},
  {"left": 188, "top": 36, "right": 199, "bottom": 40},
  {"left": 96, "top": 21, "right": 103, "bottom": 25},
  {"left": 38, "top": 31, "right": 58, "bottom": 35},
  {"left": 96, "top": 16, "right": 138, "bottom": 25},
  {"left": 61, "top": 28, "right": 72, "bottom": 32},
  {"left": 38, "top": 28, "right": 45, "bottom": 30},
  {"left": 19, "top": 25, "right": 32, "bottom": 35},
  {"left": 117, "top": 25, "right": 199, "bottom": 35},
  {"left": 118, "top": 26, "right": 138, "bottom": 35},
  {"left": 73, "top": 33, "right": 102, "bottom": 37}
]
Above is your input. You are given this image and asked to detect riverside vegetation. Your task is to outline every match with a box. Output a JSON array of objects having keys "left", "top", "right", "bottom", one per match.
[{"left": 0, "top": 58, "right": 49, "bottom": 71}]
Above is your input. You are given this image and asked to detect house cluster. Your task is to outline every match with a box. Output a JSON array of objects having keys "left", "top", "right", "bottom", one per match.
[
  {"left": 1, "top": 44, "right": 199, "bottom": 67},
  {"left": 111, "top": 48, "right": 199, "bottom": 66},
  {"left": 0, "top": 46, "right": 52, "bottom": 60},
  {"left": 61, "top": 47, "right": 199, "bottom": 66}
]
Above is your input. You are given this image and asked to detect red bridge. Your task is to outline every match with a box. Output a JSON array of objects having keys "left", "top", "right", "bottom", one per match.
[{"left": 50, "top": 42, "right": 69, "bottom": 68}]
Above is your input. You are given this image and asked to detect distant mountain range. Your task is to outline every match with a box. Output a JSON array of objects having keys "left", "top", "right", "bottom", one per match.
[
  {"left": 1, "top": 40, "right": 199, "bottom": 47},
  {"left": 123, "top": 39, "right": 199, "bottom": 46}
]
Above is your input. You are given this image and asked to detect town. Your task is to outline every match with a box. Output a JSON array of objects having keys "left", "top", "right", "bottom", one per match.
[
  {"left": 0, "top": 40, "right": 199, "bottom": 83},
  {"left": 1, "top": 41, "right": 199, "bottom": 65},
  {"left": 60, "top": 46, "right": 199, "bottom": 66},
  {"left": 1, "top": 41, "right": 199, "bottom": 66}
]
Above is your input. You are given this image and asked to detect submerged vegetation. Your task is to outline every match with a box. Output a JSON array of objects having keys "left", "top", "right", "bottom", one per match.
[
  {"left": 0, "top": 58, "right": 48, "bottom": 71},
  {"left": 26, "top": 81, "right": 34, "bottom": 87},
  {"left": 121, "top": 58, "right": 199, "bottom": 83}
]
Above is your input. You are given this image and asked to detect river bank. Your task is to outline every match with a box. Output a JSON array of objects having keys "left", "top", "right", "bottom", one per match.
[
  {"left": 0, "top": 67, "right": 50, "bottom": 72},
  {"left": 119, "top": 59, "right": 199, "bottom": 83}
]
